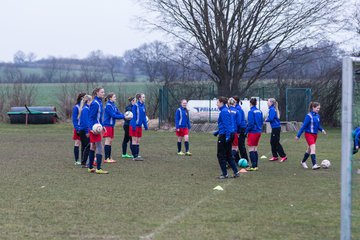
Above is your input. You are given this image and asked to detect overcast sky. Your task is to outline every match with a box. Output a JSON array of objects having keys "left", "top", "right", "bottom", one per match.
[
  {"left": 0, "top": 0, "right": 163, "bottom": 62},
  {"left": 0, "top": 0, "right": 358, "bottom": 62}
]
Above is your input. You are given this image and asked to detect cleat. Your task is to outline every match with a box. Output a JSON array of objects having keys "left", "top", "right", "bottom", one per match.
[
  {"left": 301, "top": 161, "right": 308, "bottom": 169},
  {"left": 122, "top": 154, "right": 133, "bottom": 158},
  {"left": 269, "top": 157, "right": 278, "bottom": 161},
  {"left": 218, "top": 174, "right": 229, "bottom": 179},
  {"left": 74, "top": 161, "right": 81, "bottom": 165},
  {"left": 95, "top": 169, "right": 109, "bottom": 174},
  {"left": 177, "top": 152, "right": 185, "bottom": 156},
  {"left": 185, "top": 152, "right": 192, "bottom": 156},
  {"left": 312, "top": 164, "right": 321, "bottom": 170},
  {"left": 233, "top": 172, "right": 240, "bottom": 178},
  {"left": 279, "top": 157, "right": 288, "bottom": 162},
  {"left": 88, "top": 168, "right": 96, "bottom": 173},
  {"left": 104, "top": 158, "right": 116, "bottom": 163},
  {"left": 248, "top": 167, "right": 258, "bottom": 171},
  {"left": 133, "top": 156, "right": 144, "bottom": 161}
]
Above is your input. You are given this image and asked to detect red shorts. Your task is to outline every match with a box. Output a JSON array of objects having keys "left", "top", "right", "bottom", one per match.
[
  {"left": 305, "top": 132, "right": 317, "bottom": 145},
  {"left": 129, "top": 126, "right": 142, "bottom": 138},
  {"left": 176, "top": 128, "right": 189, "bottom": 137},
  {"left": 247, "top": 133, "right": 261, "bottom": 147},
  {"left": 103, "top": 126, "right": 114, "bottom": 138},
  {"left": 90, "top": 131, "right": 102, "bottom": 143},
  {"left": 232, "top": 133, "right": 238, "bottom": 147},
  {"left": 72, "top": 129, "right": 80, "bottom": 141}
]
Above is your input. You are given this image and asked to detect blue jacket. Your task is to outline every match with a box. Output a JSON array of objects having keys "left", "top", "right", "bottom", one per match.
[
  {"left": 265, "top": 106, "right": 281, "bottom": 129},
  {"left": 103, "top": 101, "right": 124, "bottom": 127},
  {"left": 214, "top": 105, "right": 232, "bottom": 140},
  {"left": 124, "top": 104, "right": 133, "bottom": 126},
  {"left": 235, "top": 104, "right": 247, "bottom": 129},
  {"left": 296, "top": 111, "right": 324, "bottom": 138},
  {"left": 89, "top": 96, "right": 103, "bottom": 129},
  {"left": 79, "top": 104, "right": 90, "bottom": 134},
  {"left": 175, "top": 106, "right": 191, "bottom": 129},
  {"left": 246, "top": 106, "right": 263, "bottom": 134},
  {"left": 353, "top": 127, "right": 360, "bottom": 147},
  {"left": 72, "top": 104, "right": 80, "bottom": 131},
  {"left": 130, "top": 101, "right": 148, "bottom": 130},
  {"left": 229, "top": 106, "right": 239, "bottom": 133}
]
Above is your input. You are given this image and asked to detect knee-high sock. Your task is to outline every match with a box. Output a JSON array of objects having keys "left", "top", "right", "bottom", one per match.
[
  {"left": 254, "top": 151, "right": 258, "bottom": 168},
  {"left": 311, "top": 154, "right": 317, "bottom": 166},
  {"left": 88, "top": 150, "right": 95, "bottom": 168},
  {"left": 104, "top": 145, "right": 111, "bottom": 159},
  {"left": 177, "top": 142, "right": 181, "bottom": 152},
  {"left": 184, "top": 141, "right": 189, "bottom": 152},
  {"left": 74, "top": 146, "right": 79, "bottom": 162},
  {"left": 249, "top": 151, "right": 256, "bottom": 168},
  {"left": 96, "top": 154, "right": 102, "bottom": 170},
  {"left": 130, "top": 144, "right": 135, "bottom": 157},
  {"left": 302, "top": 152, "right": 310, "bottom": 162}
]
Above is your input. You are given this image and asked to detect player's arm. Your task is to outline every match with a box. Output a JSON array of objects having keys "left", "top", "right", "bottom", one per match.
[
  {"left": 175, "top": 109, "right": 180, "bottom": 129},
  {"left": 296, "top": 115, "right": 310, "bottom": 139},
  {"left": 266, "top": 108, "right": 275, "bottom": 122}
]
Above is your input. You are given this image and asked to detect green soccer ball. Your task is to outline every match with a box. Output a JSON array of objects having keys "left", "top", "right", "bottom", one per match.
[{"left": 238, "top": 158, "right": 249, "bottom": 168}]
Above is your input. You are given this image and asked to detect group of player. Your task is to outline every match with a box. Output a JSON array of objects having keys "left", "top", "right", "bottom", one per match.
[
  {"left": 71, "top": 86, "right": 330, "bottom": 177},
  {"left": 72, "top": 87, "right": 148, "bottom": 174}
]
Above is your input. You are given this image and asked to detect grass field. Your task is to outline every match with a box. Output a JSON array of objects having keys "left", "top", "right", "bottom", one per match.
[{"left": 0, "top": 124, "right": 359, "bottom": 240}]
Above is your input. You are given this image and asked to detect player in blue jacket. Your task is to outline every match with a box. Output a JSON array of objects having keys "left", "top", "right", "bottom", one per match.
[
  {"left": 296, "top": 102, "right": 327, "bottom": 170},
  {"left": 88, "top": 87, "right": 108, "bottom": 174},
  {"left": 130, "top": 93, "right": 148, "bottom": 161},
  {"left": 103, "top": 92, "right": 125, "bottom": 163},
  {"left": 233, "top": 96, "right": 248, "bottom": 161},
  {"left": 246, "top": 98, "right": 264, "bottom": 171},
  {"left": 77, "top": 95, "right": 92, "bottom": 167},
  {"left": 265, "top": 98, "right": 287, "bottom": 162},
  {"left": 122, "top": 96, "right": 136, "bottom": 158},
  {"left": 175, "top": 99, "right": 192, "bottom": 156},
  {"left": 228, "top": 97, "right": 240, "bottom": 162},
  {"left": 72, "top": 92, "right": 85, "bottom": 165},
  {"left": 353, "top": 127, "right": 360, "bottom": 154},
  {"left": 213, "top": 97, "right": 239, "bottom": 179}
]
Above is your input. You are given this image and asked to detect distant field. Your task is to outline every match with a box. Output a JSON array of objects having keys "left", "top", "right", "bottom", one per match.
[{"left": 0, "top": 124, "right": 359, "bottom": 240}]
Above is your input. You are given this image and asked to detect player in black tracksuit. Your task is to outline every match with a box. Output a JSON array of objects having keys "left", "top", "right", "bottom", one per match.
[{"left": 122, "top": 97, "right": 136, "bottom": 158}]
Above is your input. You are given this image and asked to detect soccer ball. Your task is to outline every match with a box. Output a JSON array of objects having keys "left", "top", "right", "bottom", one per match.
[
  {"left": 238, "top": 158, "right": 249, "bottom": 168},
  {"left": 125, "top": 111, "right": 133, "bottom": 120},
  {"left": 92, "top": 123, "right": 103, "bottom": 135},
  {"left": 321, "top": 159, "right": 331, "bottom": 169}
]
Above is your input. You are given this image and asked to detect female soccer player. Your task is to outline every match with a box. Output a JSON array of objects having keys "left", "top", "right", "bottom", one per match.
[
  {"left": 77, "top": 95, "right": 92, "bottom": 167},
  {"left": 130, "top": 93, "right": 148, "bottom": 161},
  {"left": 175, "top": 99, "right": 192, "bottom": 156},
  {"left": 103, "top": 93, "right": 124, "bottom": 163},
  {"left": 353, "top": 127, "right": 360, "bottom": 154},
  {"left": 296, "top": 102, "right": 327, "bottom": 170},
  {"left": 88, "top": 87, "right": 108, "bottom": 174},
  {"left": 72, "top": 92, "right": 86, "bottom": 165},
  {"left": 265, "top": 98, "right": 287, "bottom": 162},
  {"left": 233, "top": 96, "right": 248, "bottom": 162},
  {"left": 228, "top": 97, "right": 240, "bottom": 161},
  {"left": 122, "top": 96, "right": 136, "bottom": 158},
  {"left": 213, "top": 97, "right": 239, "bottom": 179},
  {"left": 246, "top": 98, "right": 264, "bottom": 171}
]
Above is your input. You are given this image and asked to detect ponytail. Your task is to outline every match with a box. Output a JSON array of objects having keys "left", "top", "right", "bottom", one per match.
[
  {"left": 78, "top": 95, "right": 92, "bottom": 119},
  {"left": 92, "top": 87, "right": 103, "bottom": 97},
  {"left": 76, "top": 92, "right": 86, "bottom": 104},
  {"left": 269, "top": 98, "right": 280, "bottom": 119},
  {"left": 104, "top": 92, "right": 115, "bottom": 102}
]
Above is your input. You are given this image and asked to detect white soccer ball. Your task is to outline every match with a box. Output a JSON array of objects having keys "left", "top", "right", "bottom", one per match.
[
  {"left": 125, "top": 111, "right": 133, "bottom": 120},
  {"left": 321, "top": 159, "right": 331, "bottom": 169},
  {"left": 92, "top": 123, "right": 103, "bottom": 135}
]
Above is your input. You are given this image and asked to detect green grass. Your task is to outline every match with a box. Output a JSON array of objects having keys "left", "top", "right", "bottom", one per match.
[{"left": 0, "top": 124, "right": 359, "bottom": 240}]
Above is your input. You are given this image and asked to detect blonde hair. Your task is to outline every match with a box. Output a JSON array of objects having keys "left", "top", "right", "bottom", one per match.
[
  {"left": 78, "top": 95, "right": 92, "bottom": 119},
  {"left": 268, "top": 98, "right": 280, "bottom": 119}
]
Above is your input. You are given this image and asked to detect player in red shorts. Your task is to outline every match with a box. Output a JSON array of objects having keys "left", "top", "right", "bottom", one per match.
[
  {"left": 296, "top": 102, "right": 327, "bottom": 170},
  {"left": 175, "top": 99, "right": 192, "bottom": 156},
  {"left": 72, "top": 92, "right": 86, "bottom": 165},
  {"left": 246, "top": 98, "right": 264, "bottom": 171},
  {"left": 88, "top": 87, "right": 108, "bottom": 174},
  {"left": 129, "top": 93, "right": 148, "bottom": 161},
  {"left": 103, "top": 93, "right": 124, "bottom": 163}
]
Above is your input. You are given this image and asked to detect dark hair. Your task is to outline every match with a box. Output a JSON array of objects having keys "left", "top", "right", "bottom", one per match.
[
  {"left": 233, "top": 95, "right": 240, "bottom": 103},
  {"left": 76, "top": 92, "right": 86, "bottom": 104},
  {"left": 218, "top": 96, "right": 228, "bottom": 105},
  {"left": 92, "top": 87, "right": 104, "bottom": 97},
  {"left": 309, "top": 102, "right": 320, "bottom": 112},
  {"left": 128, "top": 96, "right": 135, "bottom": 102},
  {"left": 105, "top": 92, "right": 115, "bottom": 102},
  {"left": 136, "top": 93, "right": 144, "bottom": 100},
  {"left": 250, "top": 98, "right": 257, "bottom": 106}
]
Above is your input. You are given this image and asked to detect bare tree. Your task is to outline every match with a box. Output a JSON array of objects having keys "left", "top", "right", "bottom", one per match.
[
  {"left": 13, "top": 51, "right": 26, "bottom": 65},
  {"left": 27, "top": 52, "right": 37, "bottom": 63},
  {"left": 42, "top": 56, "right": 58, "bottom": 82},
  {"left": 141, "top": 0, "right": 342, "bottom": 95},
  {"left": 105, "top": 55, "right": 122, "bottom": 82}
]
